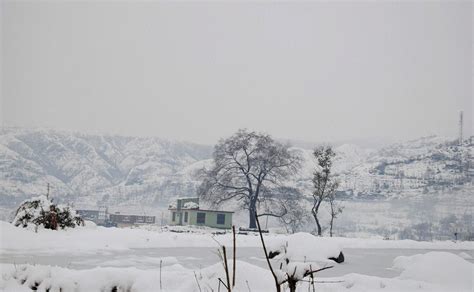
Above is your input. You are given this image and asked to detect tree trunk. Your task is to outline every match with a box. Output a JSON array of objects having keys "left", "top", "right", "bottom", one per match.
[
  {"left": 249, "top": 211, "right": 257, "bottom": 229},
  {"left": 329, "top": 216, "right": 334, "bottom": 237},
  {"left": 249, "top": 200, "right": 257, "bottom": 228},
  {"left": 312, "top": 206, "right": 322, "bottom": 236},
  {"left": 315, "top": 215, "right": 322, "bottom": 236}
]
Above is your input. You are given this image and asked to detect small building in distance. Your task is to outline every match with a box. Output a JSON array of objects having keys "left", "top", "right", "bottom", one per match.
[
  {"left": 109, "top": 212, "right": 156, "bottom": 228},
  {"left": 76, "top": 206, "right": 108, "bottom": 225},
  {"left": 168, "top": 198, "right": 233, "bottom": 229},
  {"left": 77, "top": 207, "right": 155, "bottom": 228}
]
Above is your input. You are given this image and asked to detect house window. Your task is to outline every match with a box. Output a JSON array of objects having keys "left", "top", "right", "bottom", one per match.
[
  {"left": 217, "top": 214, "right": 225, "bottom": 225},
  {"left": 172, "top": 212, "right": 176, "bottom": 222},
  {"left": 197, "top": 212, "right": 206, "bottom": 224},
  {"left": 184, "top": 212, "right": 188, "bottom": 223}
]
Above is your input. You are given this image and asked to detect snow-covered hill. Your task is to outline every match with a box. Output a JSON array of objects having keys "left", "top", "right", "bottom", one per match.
[
  {"left": 334, "top": 135, "right": 472, "bottom": 199},
  {"left": 292, "top": 135, "right": 472, "bottom": 201},
  {"left": 0, "top": 128, "right": 212, "bottom": 207},
  {"left": 0, "top": 129, "right": 472, "bottom": 209}
]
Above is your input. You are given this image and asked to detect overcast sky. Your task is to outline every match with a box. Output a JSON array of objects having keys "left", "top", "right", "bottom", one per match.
[{"left": 1, "top": 1, "right": 472, "bottom": 145}]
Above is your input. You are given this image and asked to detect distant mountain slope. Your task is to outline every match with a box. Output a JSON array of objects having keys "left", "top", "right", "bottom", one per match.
[
  {"left": 0, "top": 129, "right": 471, "bottom": 207},
  {"left": 0, "top": 128, "right": 212, "bottom": 206},
  {"left": 333, "top": 136, "right": 472, "bottom": 198},
  {"left": 290, "top": 136, "right": 472, "bottom": 199}
]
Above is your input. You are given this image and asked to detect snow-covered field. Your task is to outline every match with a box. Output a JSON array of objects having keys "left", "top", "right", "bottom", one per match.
[{"left": 1, "top": 222, "right": 472, "bottom": 291}]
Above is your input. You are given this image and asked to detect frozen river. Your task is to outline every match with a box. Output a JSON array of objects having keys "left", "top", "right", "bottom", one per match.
[{"left": 2, "top": 247, "right": 472, "bottom": 278}]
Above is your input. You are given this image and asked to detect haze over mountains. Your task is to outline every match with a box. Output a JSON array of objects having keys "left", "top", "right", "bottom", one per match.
[{"left": 1, "top": 128, "right": 471, "bottom": 210}]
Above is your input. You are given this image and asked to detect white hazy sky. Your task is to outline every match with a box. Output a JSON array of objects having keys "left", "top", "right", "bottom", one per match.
[{"left": 1, "top": 1, "right": 472, "bottom": 144}]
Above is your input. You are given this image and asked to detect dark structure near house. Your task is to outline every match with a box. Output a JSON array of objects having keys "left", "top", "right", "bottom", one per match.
[
  {"left": 77, "top": 207, "right": 155, "bottom": 227},
  {"left": 77, "top": 209, "right": 99, "bottom": 220},
  {"left": 109, "top": 213, "right": 156, "bottom": 227},
  {"left": 76, "top": 206, "right": 108, "bottom": 225}
]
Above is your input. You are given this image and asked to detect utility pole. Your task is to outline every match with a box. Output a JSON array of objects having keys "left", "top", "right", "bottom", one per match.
[
  {"left": 457, "top": 111, "right": 468, "bottom": 177},
  {"left": 459, "top": 111, "right": 463, "bottom": 146},
  {"left": 46, "top": 183, "right": 50, "bottom": 199}
]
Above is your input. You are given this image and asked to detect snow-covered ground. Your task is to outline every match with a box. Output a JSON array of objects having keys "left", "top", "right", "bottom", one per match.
[{"left": 1, "top": 222, "right": 472, "bottom": 291}]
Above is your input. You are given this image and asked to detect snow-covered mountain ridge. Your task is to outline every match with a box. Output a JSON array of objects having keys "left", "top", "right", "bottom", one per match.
[
  {"left": 0, "top": 128, "right": 212, "bottom": 206},
  {"left": 330, "top": 135, "right": 472, "bottom": 199},
  {"left": 0, "top": 129, "right": 472, "bottom": 207}
]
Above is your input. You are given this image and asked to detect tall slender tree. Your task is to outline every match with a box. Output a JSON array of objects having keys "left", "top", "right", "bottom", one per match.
[
  {"left": 328, "top": 191, "right": 343, "bottom": 237},
  {"left": 311, "top": 146, "right": 338, "bottom": 236},
  {"left": 198, "top": 129, "right": 300, "bottom": 228}
]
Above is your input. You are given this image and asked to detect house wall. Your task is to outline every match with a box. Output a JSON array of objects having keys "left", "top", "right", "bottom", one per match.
[
  {"left": 169, "top": 209, "right": 233, "bottom": 229},
  {"left": 188, "top": 210, "right": 233, "bottom": 229},
  {"left": 170, "top": 211, "right": 189, "bottom": 226},
  {"left": 170, "top": 211, "right": 181, "bottom": 225}
]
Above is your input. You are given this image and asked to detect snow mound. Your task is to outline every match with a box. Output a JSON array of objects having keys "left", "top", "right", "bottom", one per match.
[
  {"left": 1, "top": 264, "right": 146, "bottom": 292},
  {"left": 83, "top": 220, "right": 97, "bottom": 229},
  {"left": 393, "top": 251, "right": 473, "bottom": 290},
  {"left": 2, "top": 220, "right": 472, "bottom": 255},
  {"left": 458, "top": 251, "right": 473, "bottom": 260},
  {"left": 193, "top": 260, "right": 274, "bottom": 291},
  {"left": 3, "top": 254, "right": 471, "bottom": 292},
  {"left": 0, "top": 261, "right": 273, "bottom": 292},
  {"left": 12, "top": 195, "right": 83, "bottom": 230}
]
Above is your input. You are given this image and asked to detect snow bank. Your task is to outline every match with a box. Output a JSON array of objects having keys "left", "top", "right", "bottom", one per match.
[
  {"left": 83, "top": 220, "right": 97, "bottom": 229},
  {"left": 458, "top": 251, "right": 473, "bottom": 260},
  {"left": 393, "top": 252, "right": 473, "bottom": 291},
  {"left": 0, "top": 261, "right": 273, "bottom": 292},
  {"left": 1, "top": 252, "right": 472, "bottom": 292},
  {"left": 324, "top": 236, "right": 474, "bottom": 250},
  {"left": 339, "top": 273, "right": 444, "bottom": 292}
]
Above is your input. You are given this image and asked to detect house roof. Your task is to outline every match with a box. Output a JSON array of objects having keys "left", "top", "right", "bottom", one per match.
[{"left": 168, "top": 208, "right": 234, "bottom": 214}]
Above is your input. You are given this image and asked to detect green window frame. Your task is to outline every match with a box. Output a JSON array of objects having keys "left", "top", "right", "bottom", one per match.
[
  {"left": 197, "top": 212, "right": 206, "bottom": 224},
  {"left": 217, "top": 213, "right": 225, "bottom": 225}
]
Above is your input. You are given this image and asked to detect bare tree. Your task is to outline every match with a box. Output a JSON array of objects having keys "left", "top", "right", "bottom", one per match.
[
  {"left": 327, "top": 191, "right": 343, "bottom": 237},
  {"left": 311, "top": 146, "right": 338, "bottom": 236},
  {"left": 199, "top": 129, "right": 300, "bottom": 228},
  {"left": 278, "top": 203, "right": 308, "bottom": 234},
  {"left": 269, "top": 187, "right": 308, "bottom": 234},
  {"left": 256, "top": 186, "right": 307, "bottom": 233}
]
